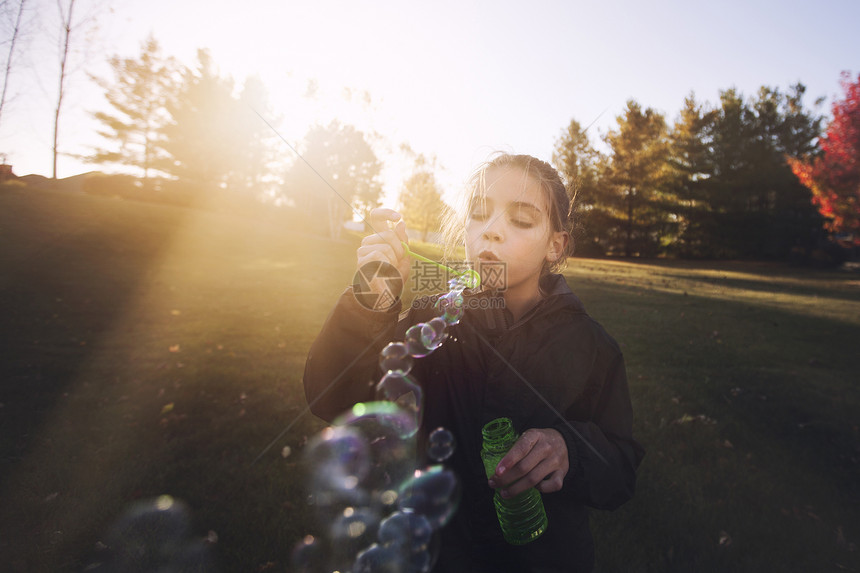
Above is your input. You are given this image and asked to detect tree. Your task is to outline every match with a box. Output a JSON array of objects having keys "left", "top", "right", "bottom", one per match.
[
  {"left": 603, "top": 100, "right": 671, "bottom": 256},
  {"left": 703, "top": 85, "right": 824, "bottom": 258},
  {"left": 284, "top": 120, "right": 382, "bottom": 239},
  {"left": 159, "top": 50, "right": 276, "bottom": 199},
  {"left": 0, "top": 0, "right": 29, "bottom": 130},
  {"left": 87, "top": 35, "right": 179, "bottom": 185},
  {"left": 666, "top": 93, "right": 717, "bottom": 257},
  {"left": 790, "top": 72, "right": 860, "bottom": 242},
  {"left": 399, "top": 154, "right": 446, "bottom": 242},
  {"left": 552, "top": 118, "right": 613, "bottom": 256}
]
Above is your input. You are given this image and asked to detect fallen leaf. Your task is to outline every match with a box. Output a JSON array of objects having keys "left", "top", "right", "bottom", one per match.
[
  {"left": 161, "top": 403, "right": 175, "bottom": 415},
  {"left": 169, "top": 345, "right": 180, "bottom": 353}
]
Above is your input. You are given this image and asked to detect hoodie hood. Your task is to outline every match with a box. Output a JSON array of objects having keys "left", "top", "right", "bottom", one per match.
[{"left": 462, "top": 273, "right": 587, "bottom": 334}]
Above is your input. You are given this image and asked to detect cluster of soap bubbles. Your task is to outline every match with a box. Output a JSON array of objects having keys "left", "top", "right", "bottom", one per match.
[{"left": 294, "top": 276, "right": 472, "bottom": 573}]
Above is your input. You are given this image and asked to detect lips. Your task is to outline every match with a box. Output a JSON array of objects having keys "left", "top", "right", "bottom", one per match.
[{"left": 478, "top": 250, "right": 499, "bottom": 262}]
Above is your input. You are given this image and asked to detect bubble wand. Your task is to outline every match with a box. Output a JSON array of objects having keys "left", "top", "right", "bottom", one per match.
[{"left": 400, "top": 241, "right": 481, "bottom": 290}]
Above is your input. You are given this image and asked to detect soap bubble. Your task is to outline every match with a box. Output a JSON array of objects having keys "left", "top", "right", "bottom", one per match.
[
  {"left": 420, "top": 318, "right": 448, "bottom": 351},
  {"left": 334, "top": 402, "right": 419, "bottom": 488},
  {"left": 427, "top": 427, "right": 455, "bottom": 462},
  {"left": 435, "top": 292, "right": 464, "bottom": 326},
  {"left": 398, "top": 466, "right": 461, "bottom": 529},
  {"left": 375, "top": 372, "right": 423, "bottom": 429},
  {"left": 408, "top": 549, "right": 433, "bottom": 573},
  {"left": 352, "top": 542, "right": 402, "bottom": 573},
  {"left": 378, "top": 510, "right": 433, "bottom": 553},
  {"left": 335, "top": 402, "right": 418, "bottom": 442},
  {"left": 304, "top": 426, "right": 371, "bottom": 493},
  {"left": 329, "top": 506, "right": 381, "bottom": 566},
  {"left": 379, "top": 342, "right": 414, "bottom": 376},
  {"left": 89, "top": 495, "right": 217, "bottom": 573},
  {"left": 404, "top": 324, "right": 432, "bottom": 358}
]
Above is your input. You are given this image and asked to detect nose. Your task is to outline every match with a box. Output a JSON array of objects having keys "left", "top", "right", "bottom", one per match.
[
  {"left": 481, "top": 227, "right": 502, "bottom": 242},
  {"left": 481, "top": 218, "right": 503, "bottom": 242}
]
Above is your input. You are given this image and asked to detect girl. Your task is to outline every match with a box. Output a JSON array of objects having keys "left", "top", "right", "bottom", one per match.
[{"left": 303, "top": 153, "right": 644, "bottom": 572}]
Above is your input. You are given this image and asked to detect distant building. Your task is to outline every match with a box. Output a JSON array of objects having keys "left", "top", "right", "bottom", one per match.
[{"left": 0, "top": 164, "right": 15, "bottom": 181}]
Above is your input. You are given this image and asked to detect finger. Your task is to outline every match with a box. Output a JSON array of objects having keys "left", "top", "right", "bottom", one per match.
[
  {"left": 534, "top": 469, "right": 566, "bottom": 494},
  {"left": 394, "top": 218, "right": 408, "bottom": 244},
  {"left": 369, "top": 208, "right": 402, "bottom": 236},
  {"left": 497, "top": 446, "right": 548, "bottom": 488},
  {"left": 361, "top": 230, "right": 407, "bottom": 264},
  {"left": 501, "top": 459, "right": 557, "bottom": 498},
  {"left": 357, "top": 243, "right": 398, "bottom": 267},
  {"left": 496, "top": 432, "right": 539, "bottom": 478}
]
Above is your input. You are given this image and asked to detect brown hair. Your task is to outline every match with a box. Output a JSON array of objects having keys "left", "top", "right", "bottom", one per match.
[{"left": 441, "top": 153, "right": 575, "bottom": 274}]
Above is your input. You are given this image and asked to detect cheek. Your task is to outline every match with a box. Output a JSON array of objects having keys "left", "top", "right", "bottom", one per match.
[{"left": 464, "top": 225, "right": 480, "bottom": 259}]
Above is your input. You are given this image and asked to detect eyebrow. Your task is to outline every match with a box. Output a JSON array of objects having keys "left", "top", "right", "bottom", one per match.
[{"left": 508, "top": 201, "right": 542, "bottom": 216}]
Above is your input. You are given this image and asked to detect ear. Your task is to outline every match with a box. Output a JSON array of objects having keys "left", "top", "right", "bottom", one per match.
[{"left": 546, "top": 231, "right": 569, "bottom": 263}]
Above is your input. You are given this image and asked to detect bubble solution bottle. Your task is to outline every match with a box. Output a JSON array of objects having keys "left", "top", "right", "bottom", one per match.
[{"left": 480, "top": 417, "right": 548, "bottom": 545}]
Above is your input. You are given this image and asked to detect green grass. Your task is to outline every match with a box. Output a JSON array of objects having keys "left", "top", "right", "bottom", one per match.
[{"left": 1, "top": 185, "right": 858, "bottom": 572}]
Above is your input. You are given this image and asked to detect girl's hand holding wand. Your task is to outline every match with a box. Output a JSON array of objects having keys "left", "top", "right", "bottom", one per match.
[{"left": 356, "top": 208, "right": 412, "bottom": 301}]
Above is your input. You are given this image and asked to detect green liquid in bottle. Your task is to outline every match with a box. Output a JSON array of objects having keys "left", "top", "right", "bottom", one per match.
[{"left": 480, "top": 417, "right": 548, "bottom": 545}]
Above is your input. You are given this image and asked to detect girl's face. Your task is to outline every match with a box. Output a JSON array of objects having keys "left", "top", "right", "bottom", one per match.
[{"left": 464, "top": 166, "right": 566, "bottom": 297}]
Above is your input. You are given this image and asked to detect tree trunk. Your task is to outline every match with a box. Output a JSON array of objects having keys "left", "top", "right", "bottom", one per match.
[
  {"left": 625, "top": 189, "right": 634, "bottom": 257},
  {"left": 52, "top": 0, "right": 76, "bottom": 180},
  {"left": 0, "top": 0, "right": 28, "bottom": 130}
]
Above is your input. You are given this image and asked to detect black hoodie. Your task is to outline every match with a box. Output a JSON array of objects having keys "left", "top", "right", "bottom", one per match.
[{"left": 303, "top": 273, "right": 644, "bottom": 572}]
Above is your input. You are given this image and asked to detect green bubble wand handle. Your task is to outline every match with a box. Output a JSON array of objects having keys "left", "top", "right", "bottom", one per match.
[{"left": 400, "top": 241, "right": 480, "bottom": 289}]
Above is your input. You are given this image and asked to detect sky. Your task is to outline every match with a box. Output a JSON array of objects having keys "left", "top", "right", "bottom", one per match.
[{"left": 1, "top": 0, "right": 858, "bottom": 206}]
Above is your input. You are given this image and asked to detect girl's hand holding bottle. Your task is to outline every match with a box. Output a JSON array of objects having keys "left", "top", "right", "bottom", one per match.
[{"left": 487, "top": 428, "right": 569, "bottom": 497}]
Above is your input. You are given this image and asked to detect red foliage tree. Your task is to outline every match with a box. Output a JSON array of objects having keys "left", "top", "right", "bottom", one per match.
[{"left": 789, "top": 72, "right": 860, "bottom": 242}]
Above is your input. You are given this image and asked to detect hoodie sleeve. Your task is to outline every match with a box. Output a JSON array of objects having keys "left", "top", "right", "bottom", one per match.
[
  {"left": 552, "top": 351, "right": 645, "bottom": 511},
  {"left": 303, "top": 287, "right": 401, "bottom": 423}
]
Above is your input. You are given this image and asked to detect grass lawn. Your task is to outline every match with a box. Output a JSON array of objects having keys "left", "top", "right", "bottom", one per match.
[{"left": 1, "top": 185, "right": 858, "bottom": 572}]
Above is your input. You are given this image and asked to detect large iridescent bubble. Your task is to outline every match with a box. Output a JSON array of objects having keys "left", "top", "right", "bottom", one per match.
[
  {"left": 378, "top": 510, "right": 433, "bottom": 553},
  {"left": 333, "top": 402, "right": 419, "bottom": 490},
  {"left": 304, "top": 425, "right": 371, "bottom": 492},
  {"left": 398, "top": 465, "right": 461, "bottom": 530}
]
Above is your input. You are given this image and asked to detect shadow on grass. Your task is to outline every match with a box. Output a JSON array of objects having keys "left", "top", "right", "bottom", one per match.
[
  {"left": 0, "top": 190, "right": 196, "bottom": 570},
  {"left": 0, "top": 191, "right": 190, "bottom": 472}
]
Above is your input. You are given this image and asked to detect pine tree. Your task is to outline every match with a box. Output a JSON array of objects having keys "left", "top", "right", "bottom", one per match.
[{"left": 88, "top": 36, "right": 179, "bottom": 186}]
